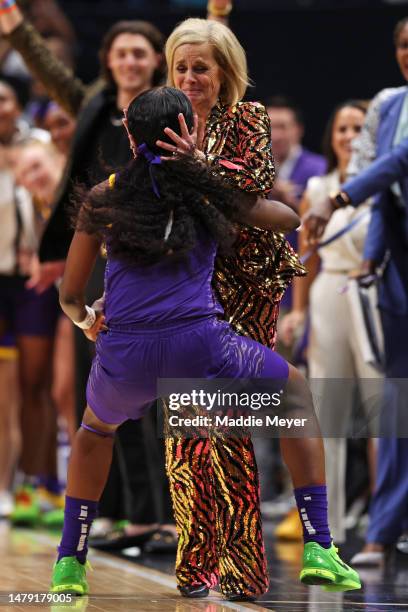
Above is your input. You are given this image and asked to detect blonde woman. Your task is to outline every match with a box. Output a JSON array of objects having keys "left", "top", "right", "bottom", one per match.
[{"left": 162, "top": 18, "right": 359, "bottom": 601}]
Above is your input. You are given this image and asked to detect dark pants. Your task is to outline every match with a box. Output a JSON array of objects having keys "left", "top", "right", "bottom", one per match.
[{"left": 367, "top": 310, "right": 408, "bottom": 544}]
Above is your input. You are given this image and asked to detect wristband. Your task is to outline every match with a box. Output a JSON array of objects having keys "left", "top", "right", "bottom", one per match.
[
  {"left": 74, "top": 305, "right": 96, "bottom": 330},
  {"left": 331, "top": 190, "right": 351, "bottom": 209},
  {"left": 207, "top": 1, "right": 232, "bottom": 17}
]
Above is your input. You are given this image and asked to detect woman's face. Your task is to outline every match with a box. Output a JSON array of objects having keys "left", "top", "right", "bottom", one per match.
[
  {"left": 15, "top": 146, "right": 60, "bottom": 200},
  {"left": 43, "top": 105, "right": 76, "bottom": 155},
  {"left": 331, "top": 106, "right": 365, "bottom": 168},
  {"left": 107, "top": 33, "right": 161, "bottom": 95},
  {"left": 172, "top": 43, "right": 223, "bottom": 115},
  {"left": 396, "top": 23, "right": 408, "bottom": 82}
]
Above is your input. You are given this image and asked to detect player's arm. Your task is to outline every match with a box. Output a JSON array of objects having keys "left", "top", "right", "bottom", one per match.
[
  {"left": 59, "top": 231, "right": 102, "bottom": 328},
  {"left": 238, "top": 194, "right": 300, "bottom": 232},
  {"left": 0, "top": 0, "right": 85, "bottom": 116}
]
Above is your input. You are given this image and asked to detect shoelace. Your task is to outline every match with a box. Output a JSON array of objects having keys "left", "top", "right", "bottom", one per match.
[{"left": 56, "top": 558, "right": 93, "bottom": 573}]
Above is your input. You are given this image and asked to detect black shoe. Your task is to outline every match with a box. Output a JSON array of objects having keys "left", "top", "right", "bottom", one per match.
[
  {"left": 178, "top": 584, "right": 210, "bottom": 598},
  {"left": 223, "top": 591, "right": 257, "bottom": 602},
  {"left": 143, "top": 529, "right": 178, "bottom": 554},
  {"left": 397, "top": 533, "right": 408, "bottom": 554}
]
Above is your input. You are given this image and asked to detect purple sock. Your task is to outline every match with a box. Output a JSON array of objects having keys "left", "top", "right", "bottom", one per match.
[
  {"left": 294, "top": 485, "right": 332, "bottom": 549},
  {"left": 57, "top": 495, "right": 98, "bottom": 564}
]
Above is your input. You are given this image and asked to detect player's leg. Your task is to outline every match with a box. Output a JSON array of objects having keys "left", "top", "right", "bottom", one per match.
[
  {"left": 51, "top": 405, "right": 121, "bottom": 595},
  {"left": 278, "top": 363, "right": 361, "bottom": 592}
]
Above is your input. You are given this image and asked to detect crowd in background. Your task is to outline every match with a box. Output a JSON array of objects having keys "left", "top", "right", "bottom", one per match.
[{"left": 0, "top": 0, "right": 407, "bottom": 570}]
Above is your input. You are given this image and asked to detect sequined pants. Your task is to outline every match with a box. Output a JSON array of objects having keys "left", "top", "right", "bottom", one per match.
[
  {"left": 165, "top": 433, "right": 269, "bottom": 596},
  {"left": 164, "top": 298, "right": 281, "bottom": 597},
  {"left": 160, "top": 218, "right": 300, "bottom": 598}
]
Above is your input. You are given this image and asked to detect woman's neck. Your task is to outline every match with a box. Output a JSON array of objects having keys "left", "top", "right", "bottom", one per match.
[
  {"left": 338, "top": 160, "right": 349, "bottom": 183},
  {"left": 194, "top": 98, "right": 219, "bottom": 126}
]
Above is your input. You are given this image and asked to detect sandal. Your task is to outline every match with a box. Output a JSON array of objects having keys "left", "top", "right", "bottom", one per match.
[{"left": 89, "top": 524, "right": 159, "bottom": 551}]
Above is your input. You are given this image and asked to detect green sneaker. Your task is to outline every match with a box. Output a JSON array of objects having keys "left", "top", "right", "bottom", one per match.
[
  {"left": 300, "top": 542, "right": 361, "bottom": 592},
  {"left": 50, "top": 557, "right": 90, "bottom": 595},
  {"left": 11, "top": 485, "right": 41, "bottom": 527}
]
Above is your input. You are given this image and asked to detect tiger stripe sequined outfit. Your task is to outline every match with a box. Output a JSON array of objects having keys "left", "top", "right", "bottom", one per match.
[{"left": 165, "top": 100, "right": 305, "bottom": 597}]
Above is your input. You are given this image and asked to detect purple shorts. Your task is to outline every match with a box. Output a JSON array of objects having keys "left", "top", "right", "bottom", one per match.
[
  {"left": 0, "top": 275, "right": 60, "bottom": 338},
  {"left": 86, "top": 317, "right": 289, "bottom": 425}
]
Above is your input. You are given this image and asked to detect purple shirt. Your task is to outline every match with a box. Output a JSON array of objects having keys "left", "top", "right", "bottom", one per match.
[{"left": 104, "top": 230, "right": 223, "bottom": 328}]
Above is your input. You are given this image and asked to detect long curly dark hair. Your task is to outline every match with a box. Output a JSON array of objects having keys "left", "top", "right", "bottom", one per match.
[{"left": 75, "top": 87, "right": 243, "bottom": 265}]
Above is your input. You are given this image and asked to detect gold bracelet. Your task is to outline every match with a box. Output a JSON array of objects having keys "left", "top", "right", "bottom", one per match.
[{"left": 207, "top": 1, "right": 232, "bottom": 17}]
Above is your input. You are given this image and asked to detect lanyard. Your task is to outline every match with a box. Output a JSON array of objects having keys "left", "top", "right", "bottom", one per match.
[{"left": 300, "top": 209, "right": 370, "bottom": 264}]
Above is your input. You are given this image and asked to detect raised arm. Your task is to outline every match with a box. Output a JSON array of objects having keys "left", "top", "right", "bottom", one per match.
[
  {"left": 158, "top": 106, "right": 285, "bottom": 228},
  {"left": 26, "top": 0, "right": 76, "bottom": 45},
  {"left": 347, "top": 87, "right": 404, "bottom": 178},
  {"left": 159, "top": 104, "right": 275, "bottom": 195},
  {"left": 342, "top": 137, "right": 408, "bottom": 206},
  {"left": 303, "top": 137, "right": 408, "bottom": 245},
  {"left": 0, "top": 0, "right": 85, "bottom": 116},
  {"left": 207, "top": 102, "right": 276, "bottom": 193}
]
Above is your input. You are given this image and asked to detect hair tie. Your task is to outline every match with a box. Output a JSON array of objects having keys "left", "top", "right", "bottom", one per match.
[{"left": 137, "top": 142, "right": 162, "bottom": 198}]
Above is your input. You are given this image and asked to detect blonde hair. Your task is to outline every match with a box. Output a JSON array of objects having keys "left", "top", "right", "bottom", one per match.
[
  {"left": 13, "top": 138, "right": 60, "bottom": 161},
  {"left": 166, "top": 18, "right": 249, "bottom": 106}
]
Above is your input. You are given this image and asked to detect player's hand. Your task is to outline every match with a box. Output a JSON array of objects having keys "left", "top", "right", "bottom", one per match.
[
  {"left": 83, "top": 312, "right": 107, "bottom": 342},
  {"left": 156, "top": 113, "right": 206, "bottom": 162},
  {"left": 90, "top": 293, "right": 105, "bottom": 314}
]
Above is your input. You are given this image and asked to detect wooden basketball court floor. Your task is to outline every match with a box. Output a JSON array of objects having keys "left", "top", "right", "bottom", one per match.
[
  {"left": 0, "top": 522, "right": 266, "bottom": 612},
  {"left": 1, "top": 521, "right": 408, "bottom": 611}
]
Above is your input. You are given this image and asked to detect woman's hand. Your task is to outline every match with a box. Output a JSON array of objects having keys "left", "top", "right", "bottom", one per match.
[
  {"left": 83, "top": 312, "right": 107, "bottom": 342},
  {"left": 348, "top": 259, "right": 377, "bottom": 287},
  {"left": 0, "top": 0, "right": 23, "bottom": 35},
  {"left": 156, "top": 113, "right": 206, "bottom": 163},
  {"left": 302, "top": 196, "right": 336, "bottom": 246},
  {"left": 26, "top": 259, "right": 66, "bottom": 293},
  {"left": 279, "top": 310, "right": 306, "bottom": 347}
]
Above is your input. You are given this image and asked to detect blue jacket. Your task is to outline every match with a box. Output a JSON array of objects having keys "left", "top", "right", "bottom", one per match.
[{"left": 342, "top": 90, "right": 408, "bottom": 315}]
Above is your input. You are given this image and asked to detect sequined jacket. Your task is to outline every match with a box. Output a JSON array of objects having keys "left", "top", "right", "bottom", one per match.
[{"left": 206, "top": 101, "right": 305, "bottom": 348}]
